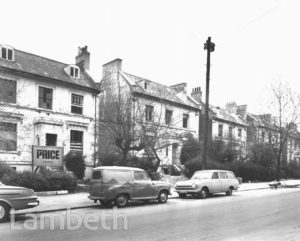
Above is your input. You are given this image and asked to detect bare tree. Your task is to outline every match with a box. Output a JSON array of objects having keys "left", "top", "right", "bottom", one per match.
[
  {"left": 98, "top": 93, "right": 144, "bottom": 165},
  {"left": 99, "top": 85, "right": 192, "bottom": 168},
  {"left": 260, "top": 81, "right": 300, "bottom": 181}
]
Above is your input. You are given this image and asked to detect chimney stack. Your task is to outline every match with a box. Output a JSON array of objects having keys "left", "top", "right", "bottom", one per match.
[
  {"left": 102, "top": 58, "right": 122, "bottom": 79},
  {"left": 225, "top": 102, "right": 237, "bottom": 113},
  {"left": 191, "top": 87, "right": 202, "bottom": 103},
  {"left": 76, "top": 46, "right": 90, "bottom": 71}
]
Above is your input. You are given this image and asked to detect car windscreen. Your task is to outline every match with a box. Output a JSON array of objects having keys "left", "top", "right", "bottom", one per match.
[
  {"left": 103, "top": 170, "right": 133, "bottom": 181},
  {"left": 191, "top": 172, "right": 212, "bottom": 180}
]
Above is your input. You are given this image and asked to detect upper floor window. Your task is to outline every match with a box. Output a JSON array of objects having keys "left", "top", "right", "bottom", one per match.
[
  {"left": 70, "top": 66, "right": 80, "bottom": 78},
  {"left": 144, "top": 82, "right": 148, "bottom": 89},
  {"left": 145, "top": 105, "right": 154, "bottom": 121},
  {"left": 261, "top": 131, "right": 265, "bottom": 142},
  {"left": 0, "top": 122, "right": 17, "bottom": 151},
  {"left": 218, "top": 124, "right": 223, "bottom": 137},
  {"left": 238, "top": 128, "right": 242, "bottom": 138},
  {"left": 71, "top": 93, "right": 83, "bottom": 115},
  {"left": 38, "top": 86, "right": 53, "bottom": 110},
  {"left": 0, "top": 78, "right": 16, "bottom": 103},
  {"left": 1, "top": 46, "right": 14, "bottom": 61},
  {"left": 229, "top": 126, "right": 233, "bottom": 138},
  {"left": 183, "top": 114, "right": 189, "bottom": 128},
  {"left": 165, "top": 110, "right": 172, "bottom": 125}
]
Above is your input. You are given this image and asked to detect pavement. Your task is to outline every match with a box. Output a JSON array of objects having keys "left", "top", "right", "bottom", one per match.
[{"left": 13, "top": 180, "right": 300, "bottom": 215}]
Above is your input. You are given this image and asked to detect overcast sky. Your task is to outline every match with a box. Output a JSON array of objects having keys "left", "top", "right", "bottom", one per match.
[{"left": 2, "top": 0, "right": 299, "bottom": 113}]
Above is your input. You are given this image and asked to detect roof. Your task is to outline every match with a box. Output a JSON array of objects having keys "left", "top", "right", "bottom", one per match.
[
  {"left": 0, "top": 47, "right": 99, "bottom": 93},
  {"left": 195, "top": 169, "right": 233, "bottom": 173},
  {"left": 92, "top": 166, "right": 143, "bottom": 171},
  {"left": 120, "top": 71, "right": 199, "bottom": 110},
  {"left": 210, "top": 106, "right": 247, "bottom": 126}
]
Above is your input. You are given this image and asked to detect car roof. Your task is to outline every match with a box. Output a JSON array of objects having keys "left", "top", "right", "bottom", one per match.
[
  {"left": 92, "top": 166, "right": 144, "bottom": 172},
  {"left": 195, "top": 169, "right": 233, "bottom": 173}
]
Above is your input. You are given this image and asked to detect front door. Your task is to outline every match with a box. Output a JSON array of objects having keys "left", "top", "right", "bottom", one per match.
[
  {"left": 211, "top": 171, "right": 222, "bottom": 193},
  {"left": 133, "top": 171, "right": 156, "bottom": 198}
]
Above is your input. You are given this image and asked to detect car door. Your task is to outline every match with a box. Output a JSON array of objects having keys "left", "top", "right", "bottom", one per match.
[
  {"left": 133, "top": 171, "right": 157, "bottom": 199},
  {"left": 219, "top": 171, "right": 229, "bottom": 192},
  {"left": 210, "top": 171, "right": 222, "bottom": 193}
]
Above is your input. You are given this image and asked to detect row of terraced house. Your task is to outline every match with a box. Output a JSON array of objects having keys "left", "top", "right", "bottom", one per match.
[{"left": 0, "top": 45, "right": 299, "bottom": 178}]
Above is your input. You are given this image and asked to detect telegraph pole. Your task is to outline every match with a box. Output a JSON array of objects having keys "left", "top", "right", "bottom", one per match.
[{"left": 202, "top": 37, "right": 215, "bottom": 169}]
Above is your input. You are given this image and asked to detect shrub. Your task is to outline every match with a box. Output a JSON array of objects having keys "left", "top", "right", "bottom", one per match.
[
  {"left": 183, "top": 157, "right": 203, "bottom": 178},
  {"left": 39, "top": 168, "right": 77, "bottom": 191},
  {"left": 0, "top": 161, "right": 16, "bottom": 179},
  {"left": 64, "top": 152, "right": 86, "bottom": 179},
  {"left": 180, "top": 137, "right": 201, "bottom": 165},
  {"left": 1, "top": 171, "right": 49, "bottom": 191}
]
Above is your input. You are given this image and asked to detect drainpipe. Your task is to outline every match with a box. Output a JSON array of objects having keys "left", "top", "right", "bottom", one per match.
[{"left": 93, "top": 94, "right": 97, "bottom": 167}]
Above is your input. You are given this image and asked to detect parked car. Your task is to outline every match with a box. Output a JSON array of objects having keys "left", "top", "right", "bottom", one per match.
[
  {"left": 0, "top": 181, "right": 39, "bottom": 222},
  {"left": 89, "top": 166, "right": 172, "bottom": 207},
  {"left": 175, "top": 170, "right": 239, "bottom": 199}
]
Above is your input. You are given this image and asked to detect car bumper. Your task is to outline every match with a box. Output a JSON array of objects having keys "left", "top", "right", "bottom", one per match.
[
  {"left": 27, "top": 200, "right": 39, "bottom": 208},
  {"left": 175, "top": 189, "right": 200, "bottom": 194}
]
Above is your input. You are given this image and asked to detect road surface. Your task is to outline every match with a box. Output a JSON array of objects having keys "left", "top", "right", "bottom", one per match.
[{"left": 1, "top": 188, "right": 300, "bottom": 241}]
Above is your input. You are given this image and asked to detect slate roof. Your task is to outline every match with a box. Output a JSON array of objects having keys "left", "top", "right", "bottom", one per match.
[
  {"left": 120, "top": 71, "right": 199, "bottom": 109},
  {"left": 0, "top": 47, "right": 99, "bottom": 93},
  {"left": 210, "top": 106, "right": 247, "bottom": 126}
]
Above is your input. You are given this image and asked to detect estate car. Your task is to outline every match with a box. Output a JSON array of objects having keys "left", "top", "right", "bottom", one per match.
[
  {"left": 89, "top": 166, "right": 172, "bottom": 207},
  {"left": 175, "top": 170, "right": 239, "bottom": 199}
]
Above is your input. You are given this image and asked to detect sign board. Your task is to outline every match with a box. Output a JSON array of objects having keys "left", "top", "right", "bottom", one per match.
[{"left": 32, "top": 146, "right": 63, "bottom": 167}]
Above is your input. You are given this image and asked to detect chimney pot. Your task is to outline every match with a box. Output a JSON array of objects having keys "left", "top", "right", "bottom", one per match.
[{"left": 191, "top": 86, "right": 202, "bottom": 103}]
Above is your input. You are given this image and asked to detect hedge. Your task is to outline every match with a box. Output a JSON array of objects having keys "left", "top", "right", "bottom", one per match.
[{"left": 0, "top": 162, "right": 76, "bottom": 192}]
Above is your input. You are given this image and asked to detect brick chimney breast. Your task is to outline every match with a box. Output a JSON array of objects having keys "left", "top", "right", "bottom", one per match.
[
  {"left": 76, "top": 46, "right": 90, "bottom": 71},
  {"left": 191, "top": 86, "right": 202, "bottom": 103}
]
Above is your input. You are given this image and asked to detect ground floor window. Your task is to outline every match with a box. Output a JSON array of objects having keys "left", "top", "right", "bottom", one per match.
[
  {"left": 0, "top": 122, "right": 17, "bottom": 151},
  {"left": 46, "top": 133, "right": 57, "bottom": 146},
  {"left": 70, "top": 130, "right": 83, "bottom": 154}
]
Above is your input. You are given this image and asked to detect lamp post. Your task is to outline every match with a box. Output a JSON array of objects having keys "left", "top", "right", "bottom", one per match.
[{"left": 202, "top": 37, "right": 215, "bottom": 169}]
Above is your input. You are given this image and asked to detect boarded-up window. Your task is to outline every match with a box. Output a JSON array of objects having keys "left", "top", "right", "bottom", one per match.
[
  {"left": 0, "top": 122, "right": 17, "bottom": 151},
  {"left": 70, "top": 130, "right": 83, "bottom": 154},
  {"left": 0, "top": 78, "right": 16, "bottom": 103}
]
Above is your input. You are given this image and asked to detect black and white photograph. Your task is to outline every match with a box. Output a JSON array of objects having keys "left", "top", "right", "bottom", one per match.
[{"left": 1, "top": 0, "right": 300, "bottom": 240}]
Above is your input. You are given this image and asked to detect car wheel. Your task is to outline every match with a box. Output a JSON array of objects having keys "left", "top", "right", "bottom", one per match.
[
  {"left": 0, "top": 202, "right": 10, "bottom": 223},
  {"left": 178, "top": 193, "right": 187, "bottom": 198},
  {"left": 158, "top": 190, "right": 168, "bottom": 203},
  {"left": 115, "top": 195, "right": 128, "bottom": 208},
  {"left": 199, "top": 188, "right": 208, "bottom": 199},
  {"left": 226, "top": 187, "right": 233, "bottom": 196}
]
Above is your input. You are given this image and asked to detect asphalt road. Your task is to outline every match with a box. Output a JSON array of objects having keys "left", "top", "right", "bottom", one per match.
[{"left": 1, "top": 188, "right": 300, "bottom": 241}]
